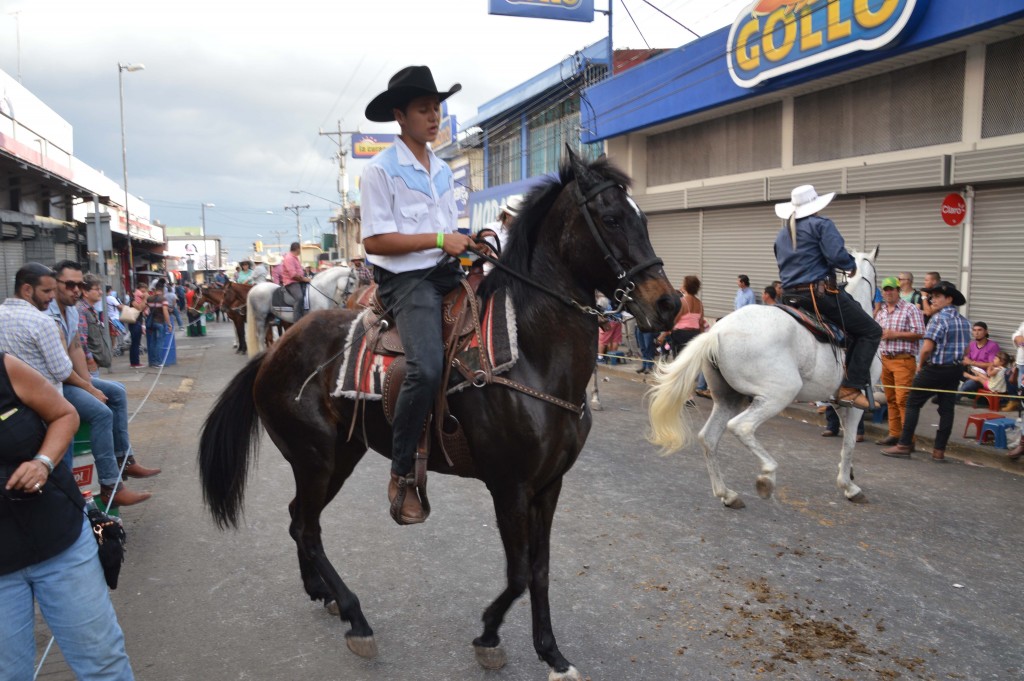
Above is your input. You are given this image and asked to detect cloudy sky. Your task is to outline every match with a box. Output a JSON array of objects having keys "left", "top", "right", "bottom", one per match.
[{"left": 0, "top": 0, "right": 745, "bottom": 259}]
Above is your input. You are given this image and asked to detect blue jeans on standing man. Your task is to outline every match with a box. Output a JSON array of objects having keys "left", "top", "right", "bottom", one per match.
[
  {"left": 128, "top": 320, "right": 143, "bottom": 366},
  {"left": 0, "top": 518, "right": 135, "bottom": 680},
  {"left": 62, "top": 378, "right": 132, "bottom": 487},
  {"left": 635, "top": 327, "right": 656, "bottom": 371}
]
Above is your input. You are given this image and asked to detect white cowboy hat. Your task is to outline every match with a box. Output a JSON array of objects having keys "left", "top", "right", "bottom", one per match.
[
  {"left": 264, "top": 253, "right": 282, "bottom": 267},
  {"left": 251, "top": 254, "right": 264, "bottom": 264},
  {"left": 774, "top": 184, "right": 835, "bottom": 220},
  {"left": 351, "top": 243, "right": 365, "bottom": 261},
  {"left": 499, "top": 195, "right": 523, "bottom": 217}
]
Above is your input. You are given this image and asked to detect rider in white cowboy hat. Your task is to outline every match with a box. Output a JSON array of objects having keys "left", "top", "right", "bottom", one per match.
[
  {"left": 250, "top": 254, "right": 270, "bottom": 284},
  {"left": 773, "top": 185, "right": 882, "bottom": 410},
  {"left": 349, "top": 243, "right": 372, "bottom": 286},
  {"left": 482, "top": 195, "right": 523, "bottom": 275}
]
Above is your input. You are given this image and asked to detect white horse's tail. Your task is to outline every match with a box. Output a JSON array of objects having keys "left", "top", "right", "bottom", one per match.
[
  {"left": 647, "top": 330, "right": 721, "bottom": 454},
  {"left": 245, "top": 293, "right": 261, "bottom": 358}
]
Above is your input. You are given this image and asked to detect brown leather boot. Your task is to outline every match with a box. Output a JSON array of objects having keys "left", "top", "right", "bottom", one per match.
[
  {"left": 100, "top": 483, "right": 152, "bottom": 508},
  {"left": 388, "top": 473, "right": 425, "bottom": 525},
  {"left": 119, "top": 455, "right": 161, "bottom": 479},
  {"left": 835, "top": 386, "right": 870, "bottom": 411}
]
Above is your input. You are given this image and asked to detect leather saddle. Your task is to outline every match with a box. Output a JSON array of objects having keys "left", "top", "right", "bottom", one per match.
[
  {"left": 271, "top": 286, "right": 295, "bottom": 310},
  {"left": 355, "top": 279, "right": 483, "bottom": 480},
  {"left": 773, "top": 303, "right": 846, "bottom": 345}
]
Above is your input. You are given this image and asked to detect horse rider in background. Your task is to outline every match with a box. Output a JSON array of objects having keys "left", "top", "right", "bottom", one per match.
[
  {"left": 281, "top": 242, "right": 310, "bottom": 322},
  {"left": 773, "top": 185, "right": 882, "bottom": 411}
]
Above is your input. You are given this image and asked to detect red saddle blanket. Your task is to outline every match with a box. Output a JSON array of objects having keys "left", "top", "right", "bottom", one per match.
[{"left": 331, "top": 289, "right": 518, "bottom": 402}]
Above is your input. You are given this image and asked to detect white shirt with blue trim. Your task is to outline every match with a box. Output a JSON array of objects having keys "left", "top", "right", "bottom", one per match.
[{"left": 360, "top": 137, "right": 457, "bottom": 274}]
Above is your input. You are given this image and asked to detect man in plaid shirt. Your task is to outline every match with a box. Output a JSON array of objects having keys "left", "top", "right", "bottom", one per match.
[
  {"left": 873, "top": 276, "right": 925, "bottom": 446},
  {"left": 881, "top": 281, "right": 971, "bottom": 462}
]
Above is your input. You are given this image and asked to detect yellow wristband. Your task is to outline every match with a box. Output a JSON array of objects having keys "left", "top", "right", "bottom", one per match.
[{"left": 436, "top": 232, "right": 444, "bottom": 249}]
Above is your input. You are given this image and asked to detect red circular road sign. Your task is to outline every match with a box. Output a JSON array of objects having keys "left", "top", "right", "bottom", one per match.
[{"left": 941, "top": 193, "right": 967, "bottom": 226}]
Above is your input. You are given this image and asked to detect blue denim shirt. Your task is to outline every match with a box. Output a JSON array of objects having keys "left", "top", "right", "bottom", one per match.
[{"left": 774, "top": 214, "right": 856, "bottom": 288}]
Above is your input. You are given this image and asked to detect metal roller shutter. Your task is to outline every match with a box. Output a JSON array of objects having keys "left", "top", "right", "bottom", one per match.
[
  {"left": 864, "top": 193, "right": 962, "bottom": 287},
  {"left": 647, "top": 212, "right": 699, "bottom": 290},
  {"left": 701, "top": 205, "right": 779, "bottom": 319},
  {"left": 821, "top": 198, "right": 864, "bottom": 251},
  {"left": 967, "top": 188, "right": 1024, "bottom": 344},
  {"left": 0, "top": 241, "right": 25, "bottom": 300},
  {"left": 53, "top": 243, "right": 75, "bottom": 263}
]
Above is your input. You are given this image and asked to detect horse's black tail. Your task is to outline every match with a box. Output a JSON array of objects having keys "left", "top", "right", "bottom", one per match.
[{"left": 198, "top": 353, "right": 266, "bottom": 529}]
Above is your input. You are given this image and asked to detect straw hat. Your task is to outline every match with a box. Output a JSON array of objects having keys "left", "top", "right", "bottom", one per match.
[
  {"left": 499, "top": 195, "right": 524, "bottom": 217},
  {"left": 264, "top": 253, "right": 282, "bottom": 267},
  {"left": 774, "top": 185, "right": 835, "bottom": 220}
]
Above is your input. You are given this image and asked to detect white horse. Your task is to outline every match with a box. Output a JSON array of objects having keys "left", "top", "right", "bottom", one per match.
[
  {"left": 648, "top": 248, "right": 880, "bottom": 508},
  {"left": 244, "top": 266, "right": 354, "bottom": 357}
]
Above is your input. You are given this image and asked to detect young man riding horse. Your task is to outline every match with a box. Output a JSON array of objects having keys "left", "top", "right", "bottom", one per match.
[
  {"left": 361, "top": 65, "right": 489, "bottom": 525},
  {"left": 774, "top": 185, "right": 882, "bottom": 410}
]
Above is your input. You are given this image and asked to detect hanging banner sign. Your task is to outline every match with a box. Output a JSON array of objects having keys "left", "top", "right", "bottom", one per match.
[
  {"left": 352, "top": 134, "right": 396, "bottom": 159},
  {"left": 488, "top": 0, "right": 594, "bottom": 24},
  {"left": 434, "top": 115, "right": 457, "bottom": 152},
  {"left": 727, "top": 0, "right": 928, "bottom": 88}
]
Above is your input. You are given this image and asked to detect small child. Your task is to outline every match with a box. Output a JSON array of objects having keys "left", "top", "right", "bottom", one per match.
[{"left": 967, "top": 351, "right": 1012, "bottom": 394}]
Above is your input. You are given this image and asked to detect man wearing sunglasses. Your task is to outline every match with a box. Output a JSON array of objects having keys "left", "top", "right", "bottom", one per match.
[{"left": 49, "top": 261, "right": 157, "bottom": 508}]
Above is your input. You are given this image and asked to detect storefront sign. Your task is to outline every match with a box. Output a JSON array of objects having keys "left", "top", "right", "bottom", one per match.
[
  {"left": 941, "top": 193, "right": 966, "bottom": 226},
  {"left": 434, "top": 115, "right": 457, "bottom": 152},
  {"left": 488, "top": 0, "right": 594, "bottom": 23},
  {"left": 452, "top": 164, "right": 471, "bottom": 219},
  {"left": 352, "top": 134, "right": 396, "bottom": 159},
  {"left": 727, "top": 0, "right": 927, "bottom": 87}
]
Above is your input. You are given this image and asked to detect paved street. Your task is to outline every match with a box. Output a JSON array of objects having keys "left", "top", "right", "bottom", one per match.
[{"left": 36, "top": 321, "right": 1024, "bottom": 680}]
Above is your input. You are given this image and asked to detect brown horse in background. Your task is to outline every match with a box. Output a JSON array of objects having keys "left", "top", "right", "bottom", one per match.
[
  {"left": 193, "top": 282, "right": 252, "bottom": 354},
  {"left": 197, "top": 151, "right": 680, "bottom": 680}
]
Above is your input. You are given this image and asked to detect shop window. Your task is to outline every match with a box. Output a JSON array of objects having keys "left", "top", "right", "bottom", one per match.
[
  {"left": 794, "top": 53, "right": 964, "bottom": 163},
  {"left": 982, "top": 35, "right": 1024, "bottom": 138},
  {"left": 646, "top": 103, "right": 782, "bottom": 185},
  {"left": 486, "top": 129, "right": 521, "bottom": 188}
]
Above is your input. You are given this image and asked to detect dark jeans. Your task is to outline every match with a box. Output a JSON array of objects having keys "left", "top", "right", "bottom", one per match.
[
  {"left": 286, "top": 282, "right": 306, "bottom": 321},
  {"left": 898, "top": 363, "right": 963, "bottom": 451},
  {"left": 128, "top": 320, "right": 143, "bottom": 366},
  {"left": 635, "top": 329, "right": 656, "bottom": 370},
  {"left": 784, "top": 288, "right": 882, "bottom": 389},
  {"left": 670, "top": 329, "right": 700, "bottom": 359},
  {"left": 375, "top": 262, "right": 463, "bottom": 475}
]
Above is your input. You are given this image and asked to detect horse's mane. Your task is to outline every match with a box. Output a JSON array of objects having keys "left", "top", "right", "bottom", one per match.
[{"left": 477, "top": 155, "right": 631, "bottom": 305}]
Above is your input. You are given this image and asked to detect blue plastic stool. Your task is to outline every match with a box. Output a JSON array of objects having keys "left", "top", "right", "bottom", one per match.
[
  {"left": 607, "top": 351, "right": 625, "bottom": 365},
  {"left": 979, "top": 417, "right": 1018, "bottom": 449},
  {"left": 871, "top": 403, "right": 888, "bottom": 424}
]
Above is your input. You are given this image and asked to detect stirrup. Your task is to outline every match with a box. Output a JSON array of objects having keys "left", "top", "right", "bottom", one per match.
[{"left": 389, "top": 474, "right": 430, "bottom": 525}]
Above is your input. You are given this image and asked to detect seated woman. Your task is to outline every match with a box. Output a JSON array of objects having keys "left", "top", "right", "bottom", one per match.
[{"left": 0, "top": 353, "right": 135, "bottom": 679}]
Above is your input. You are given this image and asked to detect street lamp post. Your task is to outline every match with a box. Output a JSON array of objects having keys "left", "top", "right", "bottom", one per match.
[
  {"left": 201, "top": 202, "right": 215, "bottom": 273},
  {"left": 118, "top": 61, "right": 145, "bottom": 291}
]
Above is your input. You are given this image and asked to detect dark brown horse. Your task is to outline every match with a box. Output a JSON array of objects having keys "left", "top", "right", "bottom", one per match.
[
  {"left": 197, "top": 152, "right": 680, "bottom": 680},
  {"left": 194, "top": 282, "right": 252, "bottom": 354}
]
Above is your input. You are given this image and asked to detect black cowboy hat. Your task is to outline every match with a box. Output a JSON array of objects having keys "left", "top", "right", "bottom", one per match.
[
  {"left": 364, "top": 66, "right": 461, "bottom": 123},
  {"left": 921, "top": 280, "right": 966, "bottom": 307}
]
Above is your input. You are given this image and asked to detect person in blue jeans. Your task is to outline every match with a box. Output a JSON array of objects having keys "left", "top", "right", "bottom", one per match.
[
  {"left": 0, "top": 352, "right": 135, "bottom": 681},
  {"left": 635, "top": 324, "right": 656, "bottom": 374},
  {"left": 49, "top": 261, "right": 158, "bottom": 508},
  {"left": 822, "top": 404, "right": 864, "bottom": 440}
]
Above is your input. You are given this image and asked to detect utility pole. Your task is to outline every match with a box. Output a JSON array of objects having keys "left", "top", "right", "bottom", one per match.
[
  {"left": 283, "top": 204, "right": 309, "bottom": 245},
  {"left": 319, "top": 121, "right": 360, "bottom": 261}
]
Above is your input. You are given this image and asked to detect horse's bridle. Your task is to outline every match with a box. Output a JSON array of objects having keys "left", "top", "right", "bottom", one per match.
[{"left": 573, "top": 178, "right": 664, "bottom": 316}]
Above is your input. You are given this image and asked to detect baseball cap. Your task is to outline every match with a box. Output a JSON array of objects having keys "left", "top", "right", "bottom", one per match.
[{"left": 881, "top": 276, "right": 899, "bottom": 289}]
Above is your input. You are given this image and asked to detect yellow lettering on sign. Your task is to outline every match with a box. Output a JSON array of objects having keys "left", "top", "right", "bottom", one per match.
[
  {"left": 736, "top": 19, "right": 761, "bottom": 71},
  {"left": 799, "top": 7, "right": 822, "bottom": 51},
  {"left": 854, "top": 0, "right": 899, "bottom": 29},
  {"left": 762, "top": 9, "right": 796, "bottom": 63},
  {"left": 827, "top": 0, "right": 852, "bottom": 40}
]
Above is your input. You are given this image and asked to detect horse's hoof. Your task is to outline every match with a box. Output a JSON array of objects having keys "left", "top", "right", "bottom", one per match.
[
  {"left": 474, "top": 643, "right": 507, "bottom": 670},
  {"left": 755, "top": 477, "right": 774, "bottom": 499},
  {"left": 345, "top": 634, "right": 378, "bottom": 659},
  {"left": 325, "top": 600, "right": 340, "bottom": 617},
  {"left": 724, "top": 497, "right": 746, "bottom": 510},
  {"left": 847, "top": 491, "right": 868, "bottom": 504},
  {"left": 549, "top": 665, "right": 582, "bottom": 681}
]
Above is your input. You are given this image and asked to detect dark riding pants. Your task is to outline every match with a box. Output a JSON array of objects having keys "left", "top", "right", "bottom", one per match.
[
  {"left": 898, "top": 363, "right": 962, "bottom": 451},
  {"left": 783, "top": 287, "right": 882, "bottom": 389},
  {"left": 374, "top": 262, "right": 464, "bottom": 476},
  {"left": 286, "top": 282, "right": 306, "bottom": 322}
]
